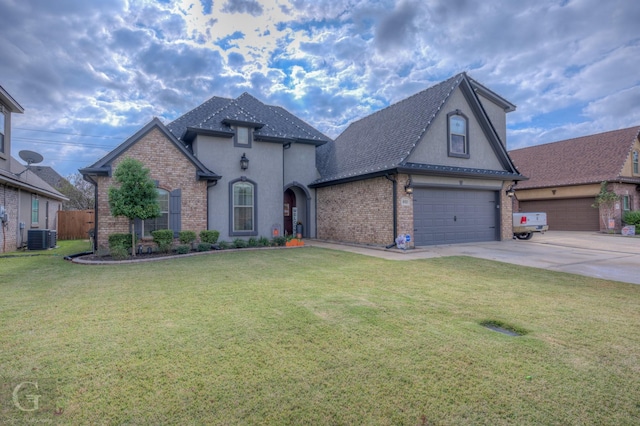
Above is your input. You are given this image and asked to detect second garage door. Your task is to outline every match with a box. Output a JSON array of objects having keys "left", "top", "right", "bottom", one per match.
[
  {"left": 518, "top": 198, "right": 599, "bottom": 231},
  {"left": 413, "top": 188, "right": 499, "bottom": 246}
]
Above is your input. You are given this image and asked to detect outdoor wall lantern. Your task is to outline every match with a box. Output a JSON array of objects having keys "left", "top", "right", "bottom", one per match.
[
  {"left": 404, "top": 178, "right": 413, "bottom": 195},
  {"left": 506, "top": 187, "right": 515, "bottom": 197},
  {"left": 240, "top": 153, "right": 249, "bottom": 170}
]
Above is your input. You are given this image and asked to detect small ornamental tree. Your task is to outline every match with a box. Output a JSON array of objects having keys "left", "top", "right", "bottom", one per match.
[
  {"left": 108, "top": 158, "right": 160, "bottom": 256},
  {"left": 592, "top": 181, "right": 620, "bottom": 232}
]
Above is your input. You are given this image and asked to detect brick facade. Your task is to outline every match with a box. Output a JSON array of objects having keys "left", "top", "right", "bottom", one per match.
[
  {"left": 317, "top": 175, "right": 514, "bottom": 247},
  {"left": 501, "top": 181, "right": 515, "bottom": 240},
  {"left": 0, "top": 184, "right": 18, "bottom": 252},
  {"left": 605, "top": 182, "right": 639, "bottom": 231},
  {"left": 94, "top": 128, "right": 208, "bottom": 249},
  {"left": 316, "top": 176, "right": 394, "bottom": 245}
]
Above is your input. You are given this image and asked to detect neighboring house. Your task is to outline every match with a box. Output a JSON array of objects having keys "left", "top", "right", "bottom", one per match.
[
  {"left": 509, "top": 126, "right": 640, "bottom": 232},
  {"left": 80, "top": 93, "right": 330, "bottom": 250},
  {"left": 311, "top": 72, "right": 524, "bottom": 246},
  {"left": 0, "top": 85, "right": 67, "bottom": 253},
  {"left": 30, "top": 165, "right": 66, "bottom": 189},
  {"left": 30, "top": 166, "right": 93, "bottom": 210}
]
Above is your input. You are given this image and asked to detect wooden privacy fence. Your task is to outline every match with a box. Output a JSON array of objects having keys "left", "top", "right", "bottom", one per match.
[{"left": 58, "top": 210, "right": 95, "bottom": 240}]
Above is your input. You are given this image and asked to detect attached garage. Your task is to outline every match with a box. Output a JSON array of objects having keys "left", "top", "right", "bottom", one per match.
[
  {"left": 518, "top": 198, "right": 599, "bottom": 231},
  {"left": 413, "top": 188, "right": 499, "bottom": 245}
]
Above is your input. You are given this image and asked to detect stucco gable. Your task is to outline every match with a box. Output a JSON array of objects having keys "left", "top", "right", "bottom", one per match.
[{"left": 314, "top": 73, "right": 522, "bottom": 186}]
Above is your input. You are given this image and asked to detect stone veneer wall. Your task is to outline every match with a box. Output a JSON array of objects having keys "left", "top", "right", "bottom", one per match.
[
  {"left": 0, "top": 184, "right": 18, "bottom": 252},
  {"left": 95, "top": 128, "right": 208, "bottom": 249},
  {"left": 316, "top": 176, "right": 395, "bottom": 245}
]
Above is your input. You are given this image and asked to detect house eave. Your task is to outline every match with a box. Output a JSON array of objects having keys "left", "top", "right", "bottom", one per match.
[
  {"left": 0, "top": 86, "right": 24, "bottom": 113},
  {"left": 398, "top": 163, "right": 526, "bottom": 181},
  {"left": 0, "top": 172, "right": 68, "bottom": 201}
]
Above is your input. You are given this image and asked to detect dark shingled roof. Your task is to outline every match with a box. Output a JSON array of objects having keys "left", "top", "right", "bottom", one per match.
[
  {"left": 166, "top": 92, "right": 331, "bottom": 145},
  {"left": 30, "top": 166, "right": 66, "bottom": 189},
  {"left": 509, "top": 126, "right": 640, "bottom": 189},
  {"left": 315, "top": 74, "right": 463, "bottom": 183}
]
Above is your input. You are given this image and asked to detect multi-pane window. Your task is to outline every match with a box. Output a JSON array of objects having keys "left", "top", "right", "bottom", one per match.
[
  {"left": 623, "top": 195, "right": 630, "bottom": 211},
  {"left": 142, "top": 189, "right": 169, "bottom": 236},
  {"left": 633, "top": 151, "right": 638, "bottom": 174},
  {"left": 31, "top": 194, "right": 39, "bottom": 225},
  {"left": 448, "top": 112, "right": 469, "bottom": 157},
  {"left": 233, "top": 181, "right": 254, "bottom": 232}
]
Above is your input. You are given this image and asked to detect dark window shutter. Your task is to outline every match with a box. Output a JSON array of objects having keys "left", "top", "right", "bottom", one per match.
[
  {"left": 170, "top": 189, "right": 182, "bottom": 237},
  {"left": 133, "top": 218, "right": 143, "bottom": 240}
]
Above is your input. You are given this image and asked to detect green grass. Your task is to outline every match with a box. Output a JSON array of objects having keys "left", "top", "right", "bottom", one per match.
[{"left": 1, "top": 240, "right": 640, "bottom": 425}]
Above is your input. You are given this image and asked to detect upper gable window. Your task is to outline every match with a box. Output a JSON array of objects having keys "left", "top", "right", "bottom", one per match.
[
  {"left": 0, "top": 109, "right": 5, "bottom": 153},
  {"left": 447, "top": 111, "right": 469, "bottom": 158},
  {"left": 235, "top": 126, "right": 252, "bottom": 148},
  {"left": 633, "top": 151, "right": 638, "bottom": 174}
]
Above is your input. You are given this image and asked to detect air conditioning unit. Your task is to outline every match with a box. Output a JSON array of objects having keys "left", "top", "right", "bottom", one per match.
[
  {"left": 28, "top": 229, "right": 50, "bottom": 250},
  {"left": 49, "top": 230, "right": 57, "bottom": 248}
]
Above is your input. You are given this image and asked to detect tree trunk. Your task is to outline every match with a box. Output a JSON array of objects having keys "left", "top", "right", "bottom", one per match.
[{"left": 131, "top": 220, "right": 136, "bottom": 257}]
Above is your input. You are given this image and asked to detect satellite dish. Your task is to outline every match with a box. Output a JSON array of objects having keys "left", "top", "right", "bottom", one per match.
[{"left": 19, "top": 150, "right": 44, "bottom": 166}]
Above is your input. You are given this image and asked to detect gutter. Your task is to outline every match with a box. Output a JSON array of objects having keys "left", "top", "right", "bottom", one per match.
[{"left": 384, "top": 174, "right": 398, "bottom": 249}]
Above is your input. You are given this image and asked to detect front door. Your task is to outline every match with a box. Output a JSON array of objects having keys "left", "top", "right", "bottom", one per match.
[{"left": 284, "top": 189, "right": 296, "bottom": 235}]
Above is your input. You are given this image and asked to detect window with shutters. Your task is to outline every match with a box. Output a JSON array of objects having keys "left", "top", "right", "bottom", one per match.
[{"left": 142, "top": 189, "right": 169, "bottom": 237}]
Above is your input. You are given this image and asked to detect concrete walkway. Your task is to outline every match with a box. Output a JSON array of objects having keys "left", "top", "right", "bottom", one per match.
[{"left": 307, "top": 231, "right": 640, "bottom": 285}]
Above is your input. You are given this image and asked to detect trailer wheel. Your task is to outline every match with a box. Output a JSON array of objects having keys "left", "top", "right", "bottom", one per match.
[{"left": 515, "top": 232, "right": 533, "bottom": 240}]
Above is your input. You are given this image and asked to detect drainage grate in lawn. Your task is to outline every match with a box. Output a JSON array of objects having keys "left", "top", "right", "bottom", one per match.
[{"left": 479, "top": 320, "right": 527, "bottom": 336}]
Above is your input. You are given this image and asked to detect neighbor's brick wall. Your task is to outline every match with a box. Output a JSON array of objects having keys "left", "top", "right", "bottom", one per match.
[
  {"left": 501, "top": 181, "right": 514, "bottom": 240},
  {"left": 0, "top": 184, "right": 18, "bottom": 252},
  {"left": 317, "top": 176, "right": 394, "bottom": 245},
  {"left": 95, "top": 128, "right": 208, "bottom": 249},
  {"left": 609, "top": 182, "right": 639, "bottom": 231}
]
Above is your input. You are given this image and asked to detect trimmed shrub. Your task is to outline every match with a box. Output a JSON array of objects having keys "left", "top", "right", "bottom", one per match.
[
  {"left": 152, "top": 229, "right": 174, "bottom": 253},
  {"left": 197, "top": 243, "right": 211, "bottom": 252},
  {"left": 623, "top": 211, "right": 640, "bottom": 226},
  {"left": 109, "top": 246, "right": 129, "bottom": 260},
  {"left": 108, "top": 233, "right": 135, "bottom": 251},
  {"left": 233, "top": 238, "right": 248, "bottom": 249},
  {"left": 258, "top": 236, "right": 271, "bottom": 247},
  {"left": 272, "top": 236, "right": 287, "bottom": 246},
  {"left": 176, "top": 245, "right": 190, "bottom": 255},
  {"left": 218, "top": 241, "right": 232, "bottom": 250},
  {"left": 247, "top": 237, "right": 258, "bottom": 247},
  {"left": 178, "top": 230, "right": 197, "bottom": 245},
  {"left": 200, "top": 230, "right": 220, "bottom": 244}
]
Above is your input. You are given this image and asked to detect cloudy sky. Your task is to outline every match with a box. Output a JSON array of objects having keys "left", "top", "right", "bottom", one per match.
[{"left": 1, "top": 0, "right": 638, "bottom": 178}]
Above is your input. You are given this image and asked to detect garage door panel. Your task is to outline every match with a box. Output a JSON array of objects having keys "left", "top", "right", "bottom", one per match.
[
  {"left": 519, "top": 198, "right": 599, "bottom": 231},
  {"left": 414, "top": 188, "right": 499, "bottom": 245}
]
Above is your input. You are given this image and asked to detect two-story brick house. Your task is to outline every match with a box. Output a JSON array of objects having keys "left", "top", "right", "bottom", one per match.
[
  {"left": 82, "top": 73, "right": 525, "bottom": 249},
  {"left": 312, "top": 73, "right": 524, "bottom": 247},
  {"left": 0, "top": 85, "right": 66, "bottom": 253}
]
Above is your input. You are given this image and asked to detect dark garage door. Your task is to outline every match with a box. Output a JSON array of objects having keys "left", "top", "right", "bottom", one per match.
[
  {"left": 518, "top": 198, "right": 599, "bottom": 231},
  {"left": 413, "top": 188, "right": 499, "bottom": 245}
]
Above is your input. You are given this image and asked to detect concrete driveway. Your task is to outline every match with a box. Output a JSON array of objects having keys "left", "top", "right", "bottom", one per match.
[{"left": 308, "top": 231, "right": 640, "bottom": 285}]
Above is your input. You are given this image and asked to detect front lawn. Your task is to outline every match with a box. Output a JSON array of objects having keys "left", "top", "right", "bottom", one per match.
[{"left": 1, "top": 241, "right": 639, "bottom": 425}]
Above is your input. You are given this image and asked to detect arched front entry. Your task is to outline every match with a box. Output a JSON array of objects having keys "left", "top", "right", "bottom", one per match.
[
  {"left": 283, "top": 183, "right": 311, "bottom": 238},
  {"left": 284, "top": 188, "right": 296, "bottom": 236}
]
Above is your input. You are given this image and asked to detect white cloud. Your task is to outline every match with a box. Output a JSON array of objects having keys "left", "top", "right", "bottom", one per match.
[{"left": 0, "top": 0, "right": 638, "bottom": 176}]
